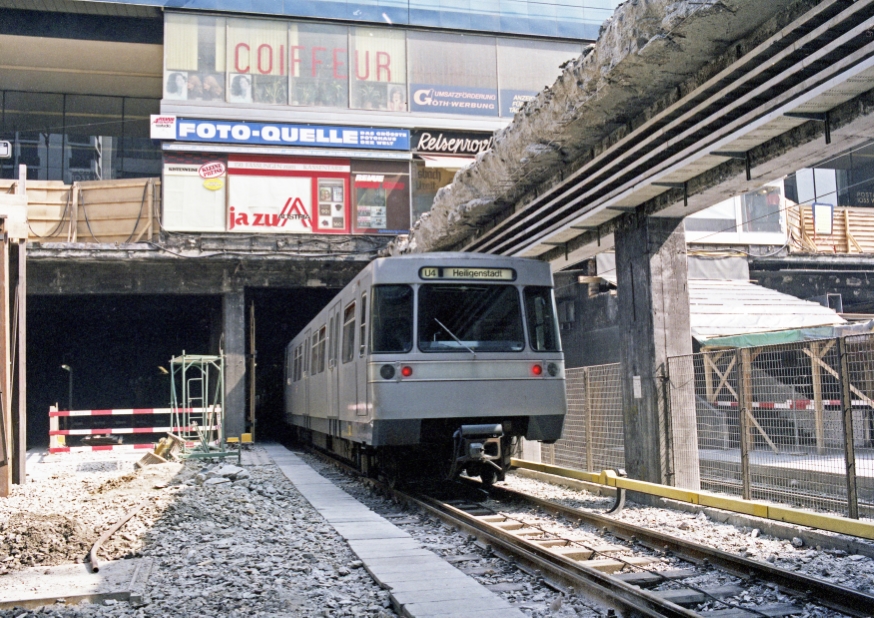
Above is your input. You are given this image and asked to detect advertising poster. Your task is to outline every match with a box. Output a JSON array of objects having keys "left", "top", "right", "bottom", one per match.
[
  {"left": 409, "top": 84, "right": 499, "bottom": 116},
  {"left": 226, "top": 155, "right": 351, "bottom": 234},
  {"left": 351, "top": 161, "right": 410, "bottom": 234},
  {"left": 162, "top": 154, "right": 227, "bottom": 232},
  {"left": 500, "top": 89, "right": 538, "bottom": 117}
]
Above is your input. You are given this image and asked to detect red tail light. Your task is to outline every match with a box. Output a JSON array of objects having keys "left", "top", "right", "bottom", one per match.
[
  {"left": 401, "top": 366, "right": 413, "bottom": 377},
  {"left": 531, "top": 364, "right": 543, "bottom": 376}
]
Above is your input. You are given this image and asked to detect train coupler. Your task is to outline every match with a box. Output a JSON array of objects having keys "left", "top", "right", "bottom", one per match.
[{"left": 449, "top": 424, "right": 504, "bottom": 481}]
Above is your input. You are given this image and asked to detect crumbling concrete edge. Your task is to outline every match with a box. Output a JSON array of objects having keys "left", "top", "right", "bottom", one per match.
[{"left": 389, "top": 0, "right": 816, "bottom": 256}]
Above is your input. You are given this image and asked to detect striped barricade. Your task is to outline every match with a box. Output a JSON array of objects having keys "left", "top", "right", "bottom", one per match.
[{"left": 48, "top": 406, "right": 218, "bottom": 454}]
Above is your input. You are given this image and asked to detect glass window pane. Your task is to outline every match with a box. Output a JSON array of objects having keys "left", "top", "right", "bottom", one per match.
[
  {"left": 120, "top": 98, "right": 161, "bottom": 179},
  {"left": 417, "top": 284, "right": 524, "bottom": 353},
  {"left": 408, "top": 32, "right": 498, "bottom": 116},
  {"left": 524, "top": 286, "right": 560, "bottom": 352},
  {"left": 342, "top": 302, "right": 356, "bottom": 363},
  {"left": 228, "top": 17, "right": 288, "bottom": 105},
  {"left": 65, "top": 95, "right": 123, "bottom": 182},
  {"left": 371, "top": 285, "right": 412, "bottom": 353},
  {"left": 165, "top": 14, "right": 227, "bottom": 102},
  {"left": 290, "top": 23, "right": 348, "bottom": 109},
  {"left": 497, "top": 38, "right": 580, "bottom": 116},
  {"left": 2, "top": 92, "right": 64, "bottom": 180},
  {"left": 741, "top": 186, "right": 782, "bottom": 233},
  {"left": 351, "top": 27, "right": 406, "bottom": 111}
]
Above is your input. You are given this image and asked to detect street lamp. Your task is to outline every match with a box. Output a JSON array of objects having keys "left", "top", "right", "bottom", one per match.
[{"left": 60, "top": 364, "right": 73, "bottom": 411}]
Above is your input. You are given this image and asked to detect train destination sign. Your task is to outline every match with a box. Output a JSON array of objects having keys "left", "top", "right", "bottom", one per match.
[{"left": 420, "top": 267, "right": 516, "bottom": 281}]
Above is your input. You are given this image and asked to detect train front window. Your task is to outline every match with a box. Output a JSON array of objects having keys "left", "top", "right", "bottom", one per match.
[
  {"left": 371, "top": 285, "right": 413, "bottom": 353},
  {"left": 524, "top": 286, "right": 560, "bottom": 352},
  {"left": 417, "top": 285, "right": 524, "bottom": 353}
]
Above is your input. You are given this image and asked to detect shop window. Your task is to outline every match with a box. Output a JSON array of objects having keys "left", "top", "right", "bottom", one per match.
[
  {"left": 228, "top": 18, "right": 288, "bottom": 105},
  {"left": 408, "top": 32, "right": 498, "bottom": 116},
  {"left": 741, "top": 186, "right": 783, "bottom": 233},
  {"left": 412, "top": 161, "right": 456, "bottom": 220},
  {"left": 351, "top": 27, "right": 406, "bottom": 111},
  {"left": 165, "top": 14, "right": 227, "bottom": 102},
  {"left": 351, "top": 160, "right": 410, "bottom": 233},
  {"left": 290, "top": 23, "right": 349, "bottom": 109},
  {"left": 496, "top": 38, "right": 581, "bottom": 116}
]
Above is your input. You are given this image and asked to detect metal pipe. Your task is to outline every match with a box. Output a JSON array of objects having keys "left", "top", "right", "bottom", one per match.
[{"left": 89, "top": 500, "right": 149, "bottom": 573}]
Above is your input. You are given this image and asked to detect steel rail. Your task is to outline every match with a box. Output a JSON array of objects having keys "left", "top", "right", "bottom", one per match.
[
  {"left": 462, "top": 0, "right": 874, "bottom": 256},
  {"left": 404, "top": 490, "right": 702, "bottom": 618},
  {"left": 300, "top": 447, "right": 699, "bottom": 617},
  {"left": 485, "top": 483, "right": 874, "bottom": 618}
]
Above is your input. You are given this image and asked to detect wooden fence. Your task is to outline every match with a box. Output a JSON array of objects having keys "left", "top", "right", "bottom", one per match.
[
  {"left": 0, "top": 178, "right": 159, "bottom": 244},
  {"left": 787, "top": 205, "right": 874, "bottom": 254}
]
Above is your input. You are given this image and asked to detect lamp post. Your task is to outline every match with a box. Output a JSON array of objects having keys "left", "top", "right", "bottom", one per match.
[{"left": 60, "top": 364, "right": 72, "bottom": 411}]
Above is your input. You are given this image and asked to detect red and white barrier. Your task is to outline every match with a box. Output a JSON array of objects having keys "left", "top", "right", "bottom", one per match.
[
  {"left": 713, "top": 399, "right": 865, "bottom": 410},
  {"left": 49, "top": 407, "right": 214, "bottom": 418},
  {"left": 48, "top": 405, "right": 221, "bottom": 454},
  {"left": 49, "top": 443, "right": 156, "bottom": 454},
  {"left": 50, "top": 425, "right": 218, "bottom": 436}
]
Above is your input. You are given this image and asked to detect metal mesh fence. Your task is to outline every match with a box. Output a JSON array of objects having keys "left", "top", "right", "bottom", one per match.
[
  {"left": 541, "top": 364, "right": 625, "bottom": 472},
  {"left": 535, "top": 334, "right": 873, "bottom": 518},
  {"left": 668, "top": 334, "right": 874, "bottom": 518}
]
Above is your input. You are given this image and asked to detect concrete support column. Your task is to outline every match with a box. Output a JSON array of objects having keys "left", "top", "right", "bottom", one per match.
[
  {"left": 223, "top": 290, "right": 246, "bottom": 439},
  {"left": 615, "top": 214, "right": 699, "bottom": 490}
]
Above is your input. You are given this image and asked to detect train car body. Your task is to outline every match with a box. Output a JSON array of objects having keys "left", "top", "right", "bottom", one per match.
[{"left": 284, "top": 252, "right": 566, "bottom": 483}]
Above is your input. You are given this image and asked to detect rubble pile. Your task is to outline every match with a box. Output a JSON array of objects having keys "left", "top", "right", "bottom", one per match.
[
  {"left": 0, "top": 453, "right": 396, "bottom": 618},
  {"left": 393, "top": 0, "right": 809, "bottom": 254}
]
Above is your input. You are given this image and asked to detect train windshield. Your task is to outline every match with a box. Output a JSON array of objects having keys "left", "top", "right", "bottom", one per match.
[{"left": 417, "top": 284, "right": 524, "bottom": 353}]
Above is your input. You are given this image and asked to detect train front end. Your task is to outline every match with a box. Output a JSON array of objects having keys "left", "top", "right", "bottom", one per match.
[{"left": 367, "top": 255, "right": 567, "bottom": 484}]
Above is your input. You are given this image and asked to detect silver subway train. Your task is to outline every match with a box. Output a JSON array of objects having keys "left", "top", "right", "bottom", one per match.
[{"left": 284, "top": 252, "right": 567, "bottom": 485}]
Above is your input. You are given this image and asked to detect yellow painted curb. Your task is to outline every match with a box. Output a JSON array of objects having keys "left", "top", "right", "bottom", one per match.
[{"left": 511, "top": 458, "right": 874, "bottom": 540}]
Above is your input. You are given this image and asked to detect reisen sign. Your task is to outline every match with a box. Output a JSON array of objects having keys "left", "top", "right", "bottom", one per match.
[
  {"left": 0, "top": 141, "right": 10, "bottom": 159},
  {"left": 151, "top": 115, "right": 410, "bottom": 151},
  {"left": 412, "top": 130, "right": 494, "bottom": 156}
]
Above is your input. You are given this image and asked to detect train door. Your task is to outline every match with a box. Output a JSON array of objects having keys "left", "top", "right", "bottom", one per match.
[
  {"left": 327, "top": 301, "right": 341, "bottom": 422},
  {"left": 339, "top": 285, "right": 358, "bottom": 420},
  {"left": 356, "top": 283, "right": 369, "bottom": 417}
]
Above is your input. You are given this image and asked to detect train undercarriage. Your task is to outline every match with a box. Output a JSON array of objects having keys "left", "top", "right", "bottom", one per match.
[{"left": 295, "top": 420, "right": 521, "bottom": 487}]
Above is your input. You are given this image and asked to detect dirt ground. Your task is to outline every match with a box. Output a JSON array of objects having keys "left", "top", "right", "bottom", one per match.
[{"left": 0, "top": 451, "right": 189, "bottom": 574}]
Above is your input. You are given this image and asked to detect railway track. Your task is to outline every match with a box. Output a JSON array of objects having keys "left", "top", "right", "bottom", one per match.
[{"left": 302, "top": 447, "right": 874, "bottom": 617}]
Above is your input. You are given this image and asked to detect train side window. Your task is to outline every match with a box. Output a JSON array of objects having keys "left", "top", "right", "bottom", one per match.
[
  {"left": 329, "top": 316, "right": 334, "bottom": 366},
  {"left": 317, "top": 326, "right": 327, "bottom": 373},
  {"left": 303, "top": 338, "right": 309, "bottom": 375},
  {"left": 371, "top": 285, "right": 413, "bottom": 353},
  {"left": 524, "top": 287, "right": 561, "bottom": 352},
  {"left": 359, "top": 292, "right": 367, "bottom": 356},
  {"left": 342, "top": 302, "right": 356, "bottom": 363},
  {"left": 333, "top": 313, "right": 340, "bottom": 364}
]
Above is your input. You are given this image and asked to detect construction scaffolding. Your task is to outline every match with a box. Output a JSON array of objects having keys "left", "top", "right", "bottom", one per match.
[{"left": 170, "top": 352, "right": 236, "bottom": 462}]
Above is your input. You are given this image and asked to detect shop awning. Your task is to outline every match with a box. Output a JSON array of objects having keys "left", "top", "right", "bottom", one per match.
[{"left": 416, "top": 154, "right": 475, "bottom": 170}]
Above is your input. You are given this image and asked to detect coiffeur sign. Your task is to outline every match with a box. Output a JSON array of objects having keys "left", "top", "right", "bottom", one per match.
[{"left": 150, "top": 115, "right": 410, "bottom": 151}]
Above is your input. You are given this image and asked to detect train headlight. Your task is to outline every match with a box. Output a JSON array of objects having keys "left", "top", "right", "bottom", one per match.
[
  {"left": 380, "top": 364, "right": 395, "bottom": 380},
  {"left": 531, "top": 364, "right": 543, "bottom": 376},
  {"left": 401, "top": 366, "right": 413, "bottom": 378},
  {"left": 547, "top": 363, "right": 559, "bottom": 377}
]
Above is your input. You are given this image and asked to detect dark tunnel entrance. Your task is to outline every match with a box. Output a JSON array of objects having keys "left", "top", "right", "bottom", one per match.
[{"left": 27, "top": 288, "right": 338, "bottom": 448}]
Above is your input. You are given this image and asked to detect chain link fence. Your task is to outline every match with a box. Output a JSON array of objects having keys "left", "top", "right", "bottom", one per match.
[
  {"left": 668, "top": 335, "right": 874, "bottom": 518},
  {"left": 541, "top": 363, "right": 625, "bottom": 472},
  {"left": 538, "top": 335, "right": 874, "bottom": 519}
]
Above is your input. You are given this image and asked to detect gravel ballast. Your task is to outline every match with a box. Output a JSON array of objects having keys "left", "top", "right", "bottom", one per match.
[{"left": 3, "top": 447, "right": 873, "bottom": 617}]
